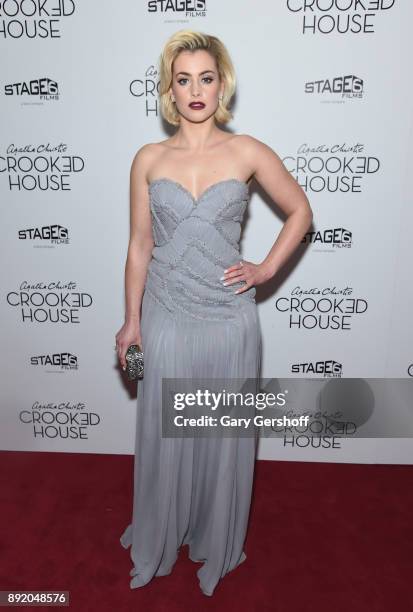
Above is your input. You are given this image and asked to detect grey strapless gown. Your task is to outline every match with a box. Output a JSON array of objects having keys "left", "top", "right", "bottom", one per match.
[{"left": 119, "top": 177, "right": 262, "bottom": 596}]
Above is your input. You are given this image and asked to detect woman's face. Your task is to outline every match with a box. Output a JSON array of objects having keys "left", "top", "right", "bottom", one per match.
[{"left": 169, "top": 49, "right": 224, "bottom": 123}]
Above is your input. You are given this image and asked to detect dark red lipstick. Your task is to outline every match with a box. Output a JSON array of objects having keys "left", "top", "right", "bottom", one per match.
[{"left": 189, "top": 102, "right": 205, "bottom": 109}]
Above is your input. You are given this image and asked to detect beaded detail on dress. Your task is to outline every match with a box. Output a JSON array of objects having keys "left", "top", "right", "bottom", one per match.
[{"left": 145, "top": 178, "right": 256, "bottom": 322}]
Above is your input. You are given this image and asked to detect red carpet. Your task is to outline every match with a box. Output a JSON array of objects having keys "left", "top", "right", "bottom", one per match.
[{"left": 0, "top": 450, "right": 411, "bottom": 611}]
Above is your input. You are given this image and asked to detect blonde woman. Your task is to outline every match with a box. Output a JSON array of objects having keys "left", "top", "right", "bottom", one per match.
[{"left": 116, "top": 29, "right": 312, "bottom": 596}]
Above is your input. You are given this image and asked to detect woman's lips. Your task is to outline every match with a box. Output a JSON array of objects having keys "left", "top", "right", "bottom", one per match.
[{"left": 189, "top": 102, "right": 205, "bottom": 109}]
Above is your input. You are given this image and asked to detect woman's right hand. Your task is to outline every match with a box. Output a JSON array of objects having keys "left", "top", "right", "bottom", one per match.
[{"left": 115, "top": 319, "right": 142, "bottom": 371}]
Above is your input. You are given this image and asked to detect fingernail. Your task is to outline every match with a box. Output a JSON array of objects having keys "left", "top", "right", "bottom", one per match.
[
  {"left": 223, "top": 269, "right": 228, "bottom": 273},
  {"left": 219, "top": 276, "right": 225, "bottom": 280}
]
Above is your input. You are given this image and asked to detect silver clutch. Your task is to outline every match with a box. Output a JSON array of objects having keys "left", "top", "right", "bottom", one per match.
[{"left": 125, "top": 344, "right": 144, "bottom": 380}]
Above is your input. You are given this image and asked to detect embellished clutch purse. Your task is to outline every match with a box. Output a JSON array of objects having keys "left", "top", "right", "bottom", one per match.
[{"left": 125, "top": 344, "right": 144, "bottom": 380}]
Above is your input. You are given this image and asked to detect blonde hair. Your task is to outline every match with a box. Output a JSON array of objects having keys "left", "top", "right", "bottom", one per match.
[{"left": 158, "top": 29, "right": 236, "bottom": 126}]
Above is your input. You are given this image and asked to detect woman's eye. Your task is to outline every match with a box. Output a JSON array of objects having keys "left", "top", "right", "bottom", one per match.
[{"left": 177, "top": 77, "right": 214, "bottom": 86}]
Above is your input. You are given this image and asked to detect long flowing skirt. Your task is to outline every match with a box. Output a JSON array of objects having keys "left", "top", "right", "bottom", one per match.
[{"left": 120, "top": 289, "right": 262, "bottom": 596}]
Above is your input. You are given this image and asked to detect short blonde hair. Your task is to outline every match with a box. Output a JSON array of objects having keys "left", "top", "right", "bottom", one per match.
[{"left": 158, "top": 29, "right": 236, "bottom": 126}]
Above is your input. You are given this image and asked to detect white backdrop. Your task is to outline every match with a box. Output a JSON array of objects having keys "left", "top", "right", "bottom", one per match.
[{"left": 1, "top": 0, "right": 412, "bottom": 463}]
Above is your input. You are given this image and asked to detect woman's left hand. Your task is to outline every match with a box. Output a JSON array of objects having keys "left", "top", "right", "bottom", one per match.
[{"left": 221, "top": 260, "right": 274, "bottom": 294}]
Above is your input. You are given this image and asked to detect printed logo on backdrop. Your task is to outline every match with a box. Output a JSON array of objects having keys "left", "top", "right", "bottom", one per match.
[
  {"left": 0, "top": 1, "right": 76, "bottom": 39},
  {"left": 18, "top": 225, "right": 69, "bottom": 246},
  {"left": 4, "top": 78, "right": 60, "bottom": 102},
  {"left": 147, "top": 0, "right": 206, "bottom": 18},
  {"left": 291, "top": 360, "right": 343, "bottom": 377},
  {"left": 257, "top": 378, "right": 375, "bottom": 451},
  {"left": 285, "top": 0, "right": 396, "bottom": 35},
  {"left": 21, "top": 400, "right": 100, "bottom": 440},
  {"left": 408, "top": 364, "right": 413, "bottom": 377},
  {"left": 30, "top": 352, "right": 78, "bottom": 372},
  {"left": 2, "top": 143, "right": 84, "bottom": 191},
  {"left": 283, "top": 143, "right": 380, "bottom": 193},
  {"left": 6, "top": 281, "right": 93, "bottom": 323},
  {"left": 130, "top": 65, "right": 161, "bottom": 118},
  {"left": 305, "top": 75, "right": 363, "bottom": 101},
  {"left": 275, "top": 285, "right": 368, "bottom": 330},
  {"left": 302, "top": 227, "right": 352, "bottom": 251}
]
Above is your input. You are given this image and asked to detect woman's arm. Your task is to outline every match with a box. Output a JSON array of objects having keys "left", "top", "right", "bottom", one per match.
[
  {"left": 124, "top": 145, "right": 155, "bottom": 324},
  {"left": 115, "top": 145, "right": 154, "bottom": 370},
  {"left": 223, "top": 135, "right": 313, "bottom": 293},
  {"left": 250, "top": 136, "right": 313, "bottom": 279}
]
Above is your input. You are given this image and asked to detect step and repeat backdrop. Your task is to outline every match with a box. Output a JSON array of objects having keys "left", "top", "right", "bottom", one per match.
[{"left": 1, "top": 1, "right": 412, "bottom": 463}]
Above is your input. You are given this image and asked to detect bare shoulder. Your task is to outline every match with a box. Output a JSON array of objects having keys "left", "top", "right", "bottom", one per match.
[
  {"left": 130, "top": 142, "right": 165, "bottom": 180},
  {"left": 229, "top": 134, "right": 280, "bottom": 176},
  {"left": 131, "top": 142, "right": 162, "bottom": 166},
  {"left": 236, "top": 134, "right": 281, "bottom": 158}
]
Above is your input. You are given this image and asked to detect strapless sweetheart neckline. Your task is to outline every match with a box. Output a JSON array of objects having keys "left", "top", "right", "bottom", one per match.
[{"left": 148, "top": 176, "right": 249, "bottom": 206}]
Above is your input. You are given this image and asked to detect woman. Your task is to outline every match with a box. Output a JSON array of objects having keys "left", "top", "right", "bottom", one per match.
[{"left": 116, "top": 29, "right": 312, "bottom": 596}]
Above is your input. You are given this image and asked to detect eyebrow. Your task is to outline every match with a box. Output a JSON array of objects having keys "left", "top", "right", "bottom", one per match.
[{"left": 175, "top": 70, "right": 216, "bottom": 76}]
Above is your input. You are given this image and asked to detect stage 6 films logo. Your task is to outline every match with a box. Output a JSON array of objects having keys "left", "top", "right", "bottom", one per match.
[
  {"left": 302, "top": 227, "right": 353, "bottom": 250},
  {"left": 4, "top": 78, "right": 60, "bottom": 102},
  {"left": 30, "top": 352, "right": 79, "bottom": 371},
  {"left": 18, "top": 225, "right": 69, "bottom": 246},
  {"left": 147, "top": 0, "right": 206, "bottom": 17},
  {"left": 291, "top": 360, "right": 343, "bottom": 377},
  {"left": 305, "top": 75, "right": 364, "bottom": 100}
]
